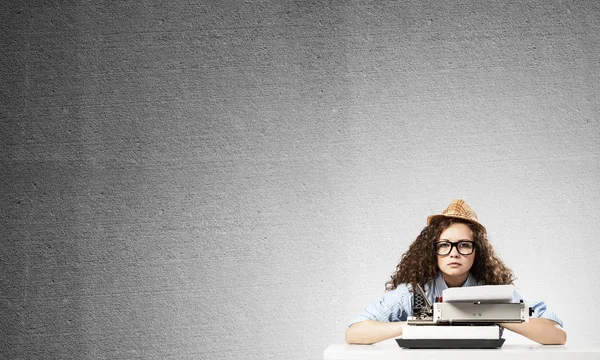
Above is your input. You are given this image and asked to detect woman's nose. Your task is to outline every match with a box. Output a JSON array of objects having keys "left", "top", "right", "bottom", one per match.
[{"left": 449, "top": 246, "right": 461, "bottom": 257}]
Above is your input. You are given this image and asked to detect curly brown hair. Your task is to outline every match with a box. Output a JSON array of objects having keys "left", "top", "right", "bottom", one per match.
[{"left": 385, "top": 217, "right": 515, "bottom": 291}]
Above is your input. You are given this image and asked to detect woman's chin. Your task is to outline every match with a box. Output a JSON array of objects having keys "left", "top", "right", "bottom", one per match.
[{"left": 442, "top": 269, "right": 467, "bottom": 278}]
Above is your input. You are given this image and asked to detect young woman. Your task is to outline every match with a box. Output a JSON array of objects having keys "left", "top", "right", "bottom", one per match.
[{"left": 345, "top": 199, "right": 566, "bottom": 345}]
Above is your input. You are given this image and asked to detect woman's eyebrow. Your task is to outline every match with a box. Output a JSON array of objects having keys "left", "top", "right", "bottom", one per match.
[{"left": 439, "top": 238, "right": 473, "bottom": 242}]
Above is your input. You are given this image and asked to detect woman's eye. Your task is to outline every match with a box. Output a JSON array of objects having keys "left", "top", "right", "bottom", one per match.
[{"left": 439, "top": 243, "right": 450, "bottom": 248}]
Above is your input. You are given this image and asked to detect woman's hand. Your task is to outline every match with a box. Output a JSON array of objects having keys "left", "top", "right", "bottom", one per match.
[
  {"left": 499, "top": 318, "right": 567, "bottom": 345},
  {"left": 345, "top": 320, "right": 406, "bottom": 345}
]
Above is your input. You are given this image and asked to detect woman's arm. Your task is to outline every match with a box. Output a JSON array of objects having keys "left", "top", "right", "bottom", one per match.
[
  {"left": 346, "top": 318, "right": 566, "bottom": 345},
  {"left": 499, "top": 318, "right": 567, "bottom": 345},
  {"left": 345, "top": 320, "right": 406, "bottom": 345}
]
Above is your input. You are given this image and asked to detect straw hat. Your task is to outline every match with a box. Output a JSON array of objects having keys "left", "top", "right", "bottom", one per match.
[{"left": 426, "top": 199, "right": 486, "bottom": 232}]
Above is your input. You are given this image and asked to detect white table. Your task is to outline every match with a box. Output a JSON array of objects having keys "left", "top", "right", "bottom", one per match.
[{"left": 324, "top": 341, "right": 600, "bottom": 360}]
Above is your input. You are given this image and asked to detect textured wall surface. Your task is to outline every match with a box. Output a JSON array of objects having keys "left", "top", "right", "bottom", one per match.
[{"left": 2, "top": 1, "right": 599, "bottom": 359}]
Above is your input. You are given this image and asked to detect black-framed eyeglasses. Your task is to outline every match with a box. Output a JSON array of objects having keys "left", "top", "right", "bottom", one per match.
[{"left": 434, "top": 240, "right": 475, "bottom": 256}]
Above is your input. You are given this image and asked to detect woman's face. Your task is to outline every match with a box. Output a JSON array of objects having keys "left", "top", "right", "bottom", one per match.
[{"left": 435, "top": 222, "right": 476, "bottom": 284}]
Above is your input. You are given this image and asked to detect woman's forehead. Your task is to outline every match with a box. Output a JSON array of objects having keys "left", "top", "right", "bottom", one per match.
[{"left": 439, "top": 222, "right": 474, "bottom": 240}]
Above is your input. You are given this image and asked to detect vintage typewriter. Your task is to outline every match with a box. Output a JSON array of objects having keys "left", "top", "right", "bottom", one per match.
[{"left": 396, "top": 284, "right": 533, "bottom": 349}]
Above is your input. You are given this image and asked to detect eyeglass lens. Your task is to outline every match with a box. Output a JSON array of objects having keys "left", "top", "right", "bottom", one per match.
[{"left": 435, "top": 241, "right": 474, "bottom": 255}]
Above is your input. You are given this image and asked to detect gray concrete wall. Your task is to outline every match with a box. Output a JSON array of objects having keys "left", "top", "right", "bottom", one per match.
[{"left": 2, "top": 0, "right": 599, "bottom": 359}]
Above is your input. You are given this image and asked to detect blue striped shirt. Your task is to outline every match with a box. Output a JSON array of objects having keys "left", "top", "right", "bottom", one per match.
[{"left": 350, "top": 272, "right": 563, "bottom": 328}]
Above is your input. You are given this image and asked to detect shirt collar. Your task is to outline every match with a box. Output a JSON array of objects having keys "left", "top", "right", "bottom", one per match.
[
  {"left": 422, "top": 272, "right": 479, "bottom": 303},
  {"left": 430, "top": 271, "right": 477, "bottom": 292}
]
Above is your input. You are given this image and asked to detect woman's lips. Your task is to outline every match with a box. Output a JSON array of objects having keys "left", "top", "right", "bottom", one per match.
[{"left": 447, "top": 262, "right": 461, "bottom": 267}]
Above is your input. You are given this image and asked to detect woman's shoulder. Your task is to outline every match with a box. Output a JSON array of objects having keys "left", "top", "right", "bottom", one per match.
[
  {"left": 381, "top": 282, "right": 414, "bottom": 308},
  {"left": 385, "top": 282, "right": 413, "bottom": 298}
]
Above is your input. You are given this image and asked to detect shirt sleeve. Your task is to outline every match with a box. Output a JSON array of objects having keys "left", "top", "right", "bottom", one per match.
[
  {"left": 348, "top": 285, "right": 411, "bottom": 327},
  {"left": 512, "top": 289, "right": 564, "bottom": 327}
]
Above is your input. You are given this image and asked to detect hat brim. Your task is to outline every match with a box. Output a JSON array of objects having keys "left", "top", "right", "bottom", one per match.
[{"left": 427, "top": 214, "right": 486, "bottom": 232}]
